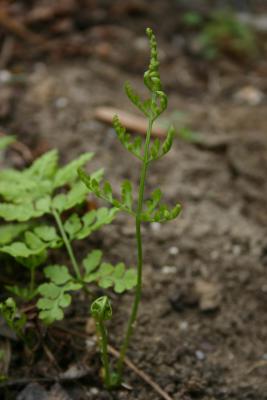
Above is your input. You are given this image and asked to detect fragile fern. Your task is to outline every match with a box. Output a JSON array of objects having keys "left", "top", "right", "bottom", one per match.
[
  {"left": 113, "top": 114, "right": 144, "bottom": 160},
  {"left": 0, "top": 150, "right": 127, "bottom": 324},
  {"left": 0, "top": 298, "right": 26, "bottom": 339},
  {"left": 37, "top": 265, "right": 82, "bottom": 324},
  {"left": 79, "top": 28, "right": 181, "bottom": 388},
  {"left": 82, "top": 250, "right": 137, "bottom": 293},
  {"left": 90, "top": 296, "right": 115, "bottom": 388},
  {"left": 78, "top": 170, "right": 134, "bottom": 215}
]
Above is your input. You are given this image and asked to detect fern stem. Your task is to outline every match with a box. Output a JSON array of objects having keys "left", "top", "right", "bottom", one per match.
[
  {"left": 52, "top": 209, "right": 81, "bottom": 279},
  {"left": 116, "top": 94, "right": 156, "bottom": 377},
  {"left": 96, "top": 319, "right": 111, "bottom": 388},
  {"left": 30, "top": 268, "right": 35, "bottom": 293}
]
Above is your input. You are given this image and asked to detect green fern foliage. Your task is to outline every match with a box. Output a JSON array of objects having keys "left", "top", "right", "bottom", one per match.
[
  {"left": 0, "top": 149, "right": 122, "bottom": 326},
  {"left": 82, "top": 250, "right": 137, "bottom": 294},
  {"left": 37, "top": 265, "right": 82, "bottom": 324},
  {"left": 78, "top": 169, "right": 134, "bottom": 215},
  {"left": 78, "top": 28, "right": 182, "bottom": 387},
  {"left": 0, "top": 150, "right": 95, "bottom": 221},
  {"left": 0, "top": 298, "right": 26, "bottom": 338},
  {"left": 113, "top": 114, "right": 143, "bottom": 160}
]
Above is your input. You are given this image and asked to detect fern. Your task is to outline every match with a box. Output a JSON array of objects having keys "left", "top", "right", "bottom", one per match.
[
  {"left": 79, "top": 28, "right": 181, "bottom": 388},
  {"left": 0, "top": 148, "right": 136, "bottom": 327},
  {"left": 82, "top": 250, "right": 137, "bottom": 293},
  {"left": 0, "top": 298, "right": 26, "bottom": 339},
  {"left": 37, "top": 265, "right": 82, "bottom": 324}
]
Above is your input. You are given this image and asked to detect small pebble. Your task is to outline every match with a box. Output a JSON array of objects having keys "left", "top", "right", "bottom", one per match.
[
  {"left": 150, "top": 222, "right": 161, "bottom": 232},
  {"left": 232, "top": 244, "right": 242, "bottom": 256},
  {"left": 0, "top": 70, "right": 11, "bottom": 83},
  {"left": 210, "top": 250, "right": 219, "bottom": 260},
  {"left": 195, "top": 350, "right": 205, "bottom": 361},
  {"left": 90, "top": 387, "right": 99, "bottom": 395},
  {"left": 234, "top": 85, "right": 264, "bottom": 106},
  {"left": 33, "top": 62, "right": 47, "bottom": 73},
  {"left": 55, "top": 97, "right": 69, "bottom": 108},
  {"left": 168, "top": 246, "right": 179, "bottom": 256},
  {"left": 179, "top": 321, "right": 188, "bottom": 331},
  {"left": 85, "top": 338, "right": 96, "bottom": 350},
  {"left": 162, "top": 265, "right": 177, "bottom": 274},
  {"left": 121, "top": 225, "right": 136, "bottom": 236},
  {"left": 85, "top": 317, "right": 96, "bottom": 335},
  {"left": 134, "top": 36, "right": 149, "bottom": 51},
  {"left": 107, "top": 127, "right": 115, "bottom": 137}
]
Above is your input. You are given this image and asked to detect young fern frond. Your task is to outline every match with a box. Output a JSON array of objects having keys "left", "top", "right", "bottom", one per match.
[
  {"left": 149, "top": 125, "right": 175, "bottom": 162},
  {"left": 91, "top": 295, "right": 112, "bottom": 322},
  {"left": 91, "top": 296, "right": 114, "bottom": 388},
  {"left": 113, "top": 115, "right": 144, "bottom": 160},
  {"left": 121, "top": 180, "right": 133, "bottom": 211},
  {"left": 143, "top": 28, "right": 168, "bottom": 119},
  {"left": 135, "top": 187, "right": 181, "bottom": 223},
  {"left": 78, "top": 169, "right": 135, "bottom": 216},
  {"left": 124, "top": 82, "right": 151, "bottom": 117},
  {"left": 141, "top": 203, "right": 181, "bottom": 223},
  {"left": 79, "top": 28, "right": 181, "bottom": 388},
  {"left": 0, "top": 298, "right": 26, "bottom": 339}
]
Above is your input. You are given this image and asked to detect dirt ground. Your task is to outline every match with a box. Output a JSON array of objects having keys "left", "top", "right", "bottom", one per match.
[{"left": 0, "top": 1, "right": 267, "bottom": 399}]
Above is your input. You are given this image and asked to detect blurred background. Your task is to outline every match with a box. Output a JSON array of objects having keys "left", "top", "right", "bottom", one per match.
[
  {"left": 0, "top": 0, "right": 266, "bottom": 149},
  {"left": 0, "top": 2, "right": 267, "bottom": 399},
  {"left": 0, "top": 0, "right": 266, "bottom": 159}
]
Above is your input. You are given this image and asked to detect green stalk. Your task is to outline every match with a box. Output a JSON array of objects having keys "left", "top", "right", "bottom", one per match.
[
  {"left": 95, "top": 319, "right": 111, "bottom": 388},
  {"left": 52, "top": 209, "right": 81, "bottom": 279},
  {"left": 116, "top": 96, "right": 155, "bottom": 377},
  {"left": 29, "top": 267, "right": 35, "bottom": 294}
]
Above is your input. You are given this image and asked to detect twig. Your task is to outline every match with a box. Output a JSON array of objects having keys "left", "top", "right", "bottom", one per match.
[
  {"left": 0, "top": 36, "right": 15, "bottom": 68},
  {"left": 246, "top": 360, "right": 267, "bottom": 374},
  {"left": 55, "top": 326, "right": 174, "bottom": 400},
  {"left": 0, "top": 377, "right": 53, "bottom": 388},
  {"left": 94, "top": 106, "right": 166, "bottom": 138},
  {"left": 42, "top": 344, "right": 61, "bottom": 372},
  {"left": 108, "top": 345, "right": 174, "bottom": 400},
  {"left": 0, "top": 371, "right": 92, "bottom": 389}
]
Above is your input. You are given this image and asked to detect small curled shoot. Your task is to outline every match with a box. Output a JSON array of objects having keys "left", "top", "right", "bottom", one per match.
[
  {"left": 144, "top": 28, "right": 162, "bottom": 93},
  {"left": 91, "top": 295, "right": 112, "bottom": 322},
  {"left": 143, "top": 28, "right": 168, "bottom": 119},
  {"left": 91, "top": 296, "right": 113, "bottom": 388},
  {"left": 0, "top": 298, "right": 26, "bottom": 339}
]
